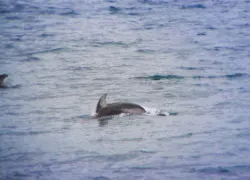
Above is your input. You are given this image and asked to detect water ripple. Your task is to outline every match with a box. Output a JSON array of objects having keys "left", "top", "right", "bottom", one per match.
[
  {"left": 109, "top": 6, "right": 121, "bottom": 14},
  {"left": 138, "top": 0, "right": 169, "bottom": 5},
  {"left": 189, "top": 166, "right": 231, "bottom": 175},
  {"left": 25, "top": 47, "right": 65, "bottom": 56},
  {"left": 134, "top": 73, "right": 249, "bottom": 80},
  {"left": 180, "top": 4, "right": 206, "bottom": 9},
  {"left": 189, "top": 165, "right": 250, "bottom": 176},
  {"left": 0, "top": 130, "right": 55, "bottom": 136},
  {"left": 135, "top": 74, "right": 184, "bottom": 80}
]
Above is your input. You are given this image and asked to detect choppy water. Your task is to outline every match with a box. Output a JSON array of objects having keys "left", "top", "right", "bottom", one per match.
[{"left": 1, "top": 0, "right": 250, "bottom": 179}]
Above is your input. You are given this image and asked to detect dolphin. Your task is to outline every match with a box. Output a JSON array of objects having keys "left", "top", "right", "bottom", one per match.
[
  {"left": 95, "top": 93, "right": 146, "bottom": 118},
  {"left": 0, "top": 74, "right": 8, "bottom": 88}
]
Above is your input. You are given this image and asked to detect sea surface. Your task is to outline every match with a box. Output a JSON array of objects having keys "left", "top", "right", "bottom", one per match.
[{"left": 1, "top": 0, "right": 250, "bottom": 179}]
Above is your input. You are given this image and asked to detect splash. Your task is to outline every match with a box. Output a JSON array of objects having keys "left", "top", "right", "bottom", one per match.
[{"left": 143, "top": 106, "right": 170, "bottom": 116}]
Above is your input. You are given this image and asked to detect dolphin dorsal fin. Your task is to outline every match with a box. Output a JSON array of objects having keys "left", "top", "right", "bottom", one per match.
[
  {"left": 96, "top": 93, "right": 108, "bottom": 113},
  {"left": 0, "top": 74, "right": 8, "bottom": 86}
]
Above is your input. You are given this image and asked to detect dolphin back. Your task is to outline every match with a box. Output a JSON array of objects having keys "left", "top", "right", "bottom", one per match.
[{"left": 96, "top": 102, "right": 146, "bottom": 118}]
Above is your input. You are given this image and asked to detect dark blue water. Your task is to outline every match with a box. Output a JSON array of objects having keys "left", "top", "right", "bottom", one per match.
[{"left": 1, "top": 0, "right": 250, "bottom": 179}]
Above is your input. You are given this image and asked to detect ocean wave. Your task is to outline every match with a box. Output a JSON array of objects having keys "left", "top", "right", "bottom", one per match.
[
  {"left": 134, "top": 73, "right": 248, "bottom": 80},
  {"left": 25, "top": 47, "right": 65, "bottom": 56},
  {"left": 135, "top": 74, "right": 185, "bottom": 80},
  {"left": 109, "top": 6, "right": 121, "bottom": 14},
  {"left": 0, "top": 130, "right": 54, "bottom": 136},
  {"left": 193, "top": 73, "right": 248, "bottom": 79},
  {"left": 181, "top": 4, "right": 206, "bottom": 9},
  {"left": 189, "top": 165, "right": 250, "bottom": 176},
  {"left": 190, "top": 166, "right": 231, "bottom": 174},
  {"left": 90, "top": 40, "right": 129, "bottom": 48},
  {"left": 108, "top": 5, "right": 146, "bottom": 16},
  {"left": 138, "top": 0, "right": 169, "bottom": 5},
  {"left": 0, "top": 1, "right": 79, "bottom": 17}
]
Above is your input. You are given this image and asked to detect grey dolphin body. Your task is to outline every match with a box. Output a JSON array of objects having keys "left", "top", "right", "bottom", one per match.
[
  {"left": 95, "top": 94, "right": 146, "bottom": 118},
  {"left": 0, "top": 74, "right": 8, "bottom": 88}
]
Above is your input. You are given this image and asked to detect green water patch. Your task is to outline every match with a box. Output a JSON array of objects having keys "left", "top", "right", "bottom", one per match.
[
  {"left": 168, "top": 112, "right": 178, "bottom": 116},
  {"left": 109, "top": 6, "right": 122, "bottom": 14},
  {"left": 192, "top": 73, "right": 248, "bottom": 80},
  {"left": 172, "top": 132, "right": 193, "bottom": 139},
  {"left": 191, "top": 166, "right": 232, "bottom": 174},
  {"left": 181, "top": 4, "right": 206, "bottom": 9},
  {"left": 135, "top": 74, "right": 185, "bottom": 81},
  {"left": 134, "top": 73, "right": 248, "bottom": 81},
  {"left": 90, "top": 40, "right": 129, "bottom": 48}
]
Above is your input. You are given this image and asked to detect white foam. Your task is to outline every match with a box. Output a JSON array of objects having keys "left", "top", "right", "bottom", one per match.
[
  {"left": 142, "top": 106, "right": 170, "bottom": 116},
  {"left": 118, "top": 113, "right": 127, "bottom": 117}
]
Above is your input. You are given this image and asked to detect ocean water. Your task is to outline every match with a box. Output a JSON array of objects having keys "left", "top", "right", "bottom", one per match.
[{"left": 1, "top": 0, "right": 250, "bottom": 179}]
